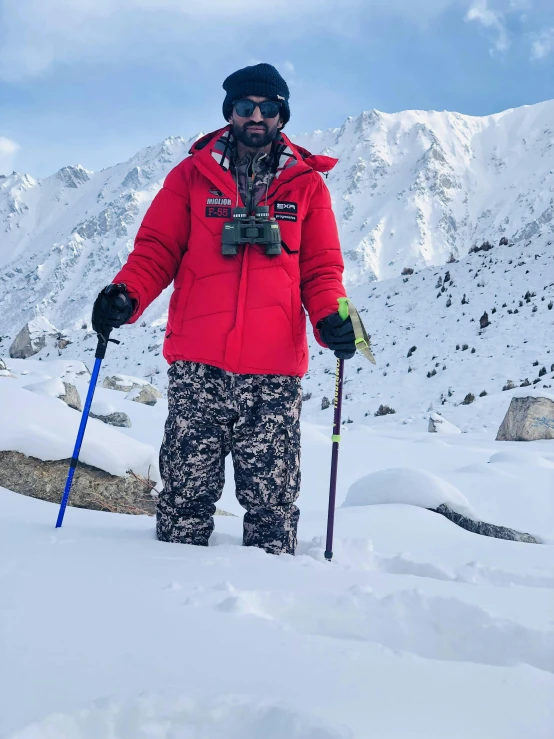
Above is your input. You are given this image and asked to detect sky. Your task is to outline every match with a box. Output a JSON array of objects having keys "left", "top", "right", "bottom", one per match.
[{"left": 1, "top": 0, "right": 553, "bottom": 177}]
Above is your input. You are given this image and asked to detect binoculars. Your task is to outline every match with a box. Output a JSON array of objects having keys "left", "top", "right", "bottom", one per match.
[{"left": 222, "top": 206, "right": 282, "bottom": 256}]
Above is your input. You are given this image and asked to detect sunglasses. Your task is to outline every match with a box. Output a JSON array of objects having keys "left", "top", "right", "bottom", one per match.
[{"left": 233, "top": 99, "right": 281, "bottom": 119}]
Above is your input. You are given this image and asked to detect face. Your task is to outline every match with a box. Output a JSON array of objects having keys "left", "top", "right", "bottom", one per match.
[{"left": 229, "top": 95, "right": 284, "bottom": 149}]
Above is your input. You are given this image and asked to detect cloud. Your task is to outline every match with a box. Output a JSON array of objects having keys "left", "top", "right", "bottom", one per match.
[
  {"left": 465, "top": 0, "right": 510, "bottom": 53},
  {"left": 530, "top": 27, "right": 554, "bottom": 60},
  {"left": 284, "top": 60, "right": 295, "bottom": 76},
  {"left": 0, "top": 136, "right": 20, "bottom": 174},
  {"left": 0, "top": 0, "right": 462, "bottom": 82}
]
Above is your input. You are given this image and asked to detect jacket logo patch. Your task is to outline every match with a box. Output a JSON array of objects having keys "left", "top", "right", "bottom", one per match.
[
  {"left": 206, "top": 197, "right": 232, "bottom": 206},
  {"left": 206, "top": 205, "right": 232, "bottom": 218},
  {"left": 275, "top": 201, "right": 298, "bottom": 213},
  {"left": 209, "top": 188, "right": 224, "bottom": 196},
  {"left": 275, "top": 212, "right": 297, "bottom": 222}
]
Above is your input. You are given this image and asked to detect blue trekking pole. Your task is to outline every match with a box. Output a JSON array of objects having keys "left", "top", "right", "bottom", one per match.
[{"left": 55, "top": 326, "right": 119, "bottom": 528}]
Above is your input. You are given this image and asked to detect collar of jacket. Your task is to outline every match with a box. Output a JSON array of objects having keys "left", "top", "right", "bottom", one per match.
[{"left": 189, "top": 126, "right": 338, "bottom": 201}]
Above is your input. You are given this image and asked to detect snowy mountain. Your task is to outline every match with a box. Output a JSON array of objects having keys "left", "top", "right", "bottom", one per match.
[
  {"left": 0, "top": 100, "right": 553, "bottom": 419},
  {"left": 1, "top": 102, "right": 554, "bottom": 739}
]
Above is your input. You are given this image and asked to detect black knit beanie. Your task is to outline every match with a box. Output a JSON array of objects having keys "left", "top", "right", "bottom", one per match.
[{"left": 222, "top": 63, "right": 290, "bottom": 125}]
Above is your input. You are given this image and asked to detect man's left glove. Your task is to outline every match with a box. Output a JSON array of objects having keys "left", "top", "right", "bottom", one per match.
[
  {"left": 318, "top": 312, "right": 356, "bottom": 360},
  {"left": 92, "top": 284, "right": 135, "bottom": 340}
]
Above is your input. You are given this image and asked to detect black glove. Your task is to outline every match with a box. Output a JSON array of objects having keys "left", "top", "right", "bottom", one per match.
[
  {"left": 92, "top": 284, "right": 135, "bottom": 340},
  {"left": 318, "top": 312, "right": 356, "bottom": 360}
]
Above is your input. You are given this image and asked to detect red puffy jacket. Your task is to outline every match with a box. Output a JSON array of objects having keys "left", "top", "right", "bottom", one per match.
[{"left": 113, "top": 126, "right": 346, "bottom": 377}]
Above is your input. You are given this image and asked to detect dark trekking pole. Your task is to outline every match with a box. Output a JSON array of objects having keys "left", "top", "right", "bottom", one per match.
[
  {"left": 55, "top": 327, "right": 120, "bottom": 528},
  {"left": 324, "top": 298, "right": 376, "bottom": 561},
  {"left": 324, "top": 298, "right": 348, "bottom": 562}
]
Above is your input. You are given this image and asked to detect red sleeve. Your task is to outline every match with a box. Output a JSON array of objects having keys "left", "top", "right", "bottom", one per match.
[
  {"left": 300, "top": 175, "right": 346, "bottom": 345},
  {"left": 112, "top": 160, "right": 191, "bottom": 323}
]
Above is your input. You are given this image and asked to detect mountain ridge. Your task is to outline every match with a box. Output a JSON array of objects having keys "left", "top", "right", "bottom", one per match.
[{"left": 0, "top": 100, "right": 553, "bottom": 419}]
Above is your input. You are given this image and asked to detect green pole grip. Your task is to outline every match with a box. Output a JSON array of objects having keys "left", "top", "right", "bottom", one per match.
[{"left": 337, "top": 297, "right": 349, "bottom": 321}]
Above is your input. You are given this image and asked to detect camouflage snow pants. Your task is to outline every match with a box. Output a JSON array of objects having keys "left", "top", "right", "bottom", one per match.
[{"left": 158, "top": 361, "right": 302, "bottom": 554}]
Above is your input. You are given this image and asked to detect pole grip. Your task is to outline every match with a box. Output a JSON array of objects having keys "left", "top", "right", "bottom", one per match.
[
  {"left": 337, "top": 297, "right": 349, "bottom": 321},
  {"left": 94, "top": 327, "right": 112, "bottom": 359}
]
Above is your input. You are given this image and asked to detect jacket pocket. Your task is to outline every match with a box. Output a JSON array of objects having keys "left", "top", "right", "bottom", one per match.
[{"left": 170, "top": 268, "right": 195, "bottom": 334}]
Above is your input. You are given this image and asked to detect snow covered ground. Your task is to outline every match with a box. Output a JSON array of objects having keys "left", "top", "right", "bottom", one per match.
[
  {"left": 1, "top": 357, "right": 553, "bottom": 739},
  {"left": 1, "top": 97, "right": 553, "bottom": 739}
]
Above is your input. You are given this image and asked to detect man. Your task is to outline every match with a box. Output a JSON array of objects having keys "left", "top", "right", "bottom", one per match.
[{"left": 92, "top": 63, "right": 356, "bottom": 555}]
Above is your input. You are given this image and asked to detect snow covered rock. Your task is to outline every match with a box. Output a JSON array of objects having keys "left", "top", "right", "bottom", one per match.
[
  {"left": 0, "top": 450, "right": 157, "bottom": 515},
  {"left": 435, "top": 505, "right": 540, "bottom": 544},
  {"left": 90, "top": 400, "right": 131, "bottom": 427},
  {"left": 343, "top": 467, "right": 477, "bottom": 519},
  {"left": 9, "top": 317, "right": 59, "bottom": 359},
  {"left": 496, "top": 396, "right": 554, "bottom": 442},
  {"left": 0, "top": 358, "right": 16, "bottom": 379},
  {"left": 102, "top": 374, "right": 156, "bottom": 393},
  {"left": 343, "top": 468, "right": 540, "bottom": 543},
  {"left": 126, "top": 384, "right": 162, "bottom": 406},
  {"left": 90, "top": 410, "right": 132, "bottom": 428},
  {"left": 60, "top": 382, "right": 82, "bottom": 411},
  {"left": 23, "top": 378, "right": 82, "bottom": 411},
  {"left": 428, "top": 412, "right": 461, "bottom": 434},
  {"left": 0, "top": 384, "right": 160, "bottom": 482}
]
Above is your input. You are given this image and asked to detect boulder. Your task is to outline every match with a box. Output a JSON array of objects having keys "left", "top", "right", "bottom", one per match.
[
  {"left": 428, "top": 412, "right": 461, "bottom": 434},
  {"left": 90, "top": 410, "right": 132, "bottom": 428},
  {"left": 23, "top": 378, "right": 82, "bottom": 411},
  {"left": 433, "top": 504, "right": 540, "bottom": 544},
  {"left": 103, "top": 374, "right": 155, "bottom": 393},
  {"left": 0, "top": 450, "right": 231, "bottom": 518},
  {"left": 0, "top": 358, "right": 6, "bottom": 371},
  {"left": 496, "top": 396, "right": 554, "bottom": 442},
  {"left": 0, "top": 450, "right": 157, "bottom": 515},
  {"left": 9, "top": 316, "right": 59, "bottom": 359},
  {"left": 60, "top": 382, "right": 82, "bottom": 411},
  {"left": 126, "top": 385, "right": 162, "bottom": 406}
]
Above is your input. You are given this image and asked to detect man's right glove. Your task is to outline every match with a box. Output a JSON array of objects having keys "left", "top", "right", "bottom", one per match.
[
  {"left": 318, "top": 312, "right": 356, "bottom": 360},
  {"left": 92, "top": 284, "right": 135, "bottom": 340}
]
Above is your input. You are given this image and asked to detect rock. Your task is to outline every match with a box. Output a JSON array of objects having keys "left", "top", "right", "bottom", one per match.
[
  {"left": 432, "top": 504, "right": 540, "bottom": 544},
  {"left": 57, "top": 338, "right": 72, "bottom": 350},
  {"left": 0, "top": 450, "right": 157, "bottom": 515},
  {"left": 103, "top": 374, "right": 155, "bottom": 393},
  {"left": 496, "top": 396, "right": 554, "bottom": 441},
  {"left": 24, "top": 378, "right": 81, "bottom": 411},
  {"left": 428, "top": 412, "right": 461, "bottom": 434},
  {"left": 90, "top": 411, "right": 132, "bottom": 428},
  {"left": 479, "top": 311, "right": 490, "bottom": 329},
  {"left": 0, "top": 450, "right": 232, "bottom": 518},
  {"left": 0, "top": 358, "right": 16, "bottom": 378},
  {"left": 59, "top": 382, "right": 82, "bottom": 411},
  {"left": 9, "top": 316, "right": 59, "bottom": 359},
  {"left": 126, "top": 385, "right": 162, "bottom": 406},
  {"left": 321, "top": 396, "right": 330, "bottom": 410}
]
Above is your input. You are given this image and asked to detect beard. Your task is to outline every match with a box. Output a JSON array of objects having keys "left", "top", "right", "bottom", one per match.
[{"left": 232, "top": 120, "right": 281, "bottom": 149}]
